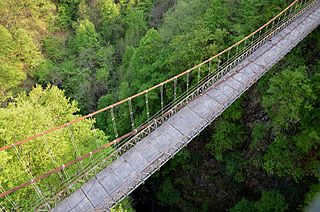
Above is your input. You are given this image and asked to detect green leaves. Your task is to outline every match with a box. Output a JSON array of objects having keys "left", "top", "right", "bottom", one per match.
[
  {"left": 230, "top": 198, "right": 255, "bottom": 212},
  {"left": 0, "top": 25, "right": 42, "bottom": 102},
  {"left": 0, "top": 85, "right": 108, "bottom": 209},
  {"left": 157, "top": 178, "right": 181, "bottom": 206},
  {"left": 262, "top": 66, "right": 315, "bottom": 132},
  {"left": 263, "top": 135, "right": 303, "bottom": 182},
  {"left": 124, "top": 9, "right": 147, "bottom": 47},
  {"left": 206, "top": 120, "right": 247, "bottom": 161},
  {"left": 254, "top": 190, "right": 288, "bottom": 212},
  {"left": 0, "top": 0, "right": 56, "bottom": 37},
  {"left": 15, "top": 29, "right": 43, "bottom": 70},
  {"left": 250, "top": 121, "right": 268, "bottom": 150},
  {"left": 230, "top": 191, "right": 288, "bottom": 212},
  {"left": 74, "top": 19, "right": 101, "bottom": 50}
]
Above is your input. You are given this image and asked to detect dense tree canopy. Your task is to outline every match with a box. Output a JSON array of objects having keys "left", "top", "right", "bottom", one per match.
[
  {"left": 0, "top": 25, "right": 42, "bottom": 102},
  {"left": 0, "top": 85, "right": 108, "bottom": 208}
]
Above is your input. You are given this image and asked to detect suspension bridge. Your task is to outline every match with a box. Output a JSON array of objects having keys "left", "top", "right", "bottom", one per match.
[{"left": 1, "top": 0, "right": 320, "bottom": 211}]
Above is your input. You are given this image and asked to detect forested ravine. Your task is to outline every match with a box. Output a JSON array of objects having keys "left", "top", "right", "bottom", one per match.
[
  {"left": 129, "top": 27, "right": 320, "bottom": 212},
  {"left": 130, "top": 27, "right": 320, "bottom": 211},
  {"left": 0, "top": 0, "right": 319, "bottom": 211}
]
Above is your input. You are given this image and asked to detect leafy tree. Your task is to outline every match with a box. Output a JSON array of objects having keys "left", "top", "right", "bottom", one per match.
[
  {"left": 119, "top": 28, "right": 163, "bottom": 98},
  {"left": 292, "top": 71, "right": 320, "bottom": 156},
  {"left": 0, "top": 0, "right": 56, "bottom": 39},
  {"left": 225, "top": 152, "right": 246, "bottom": 183},
  {"left": 0, "top": 85, "right": 108, "bottom": 209},
  {"left": 230, "top": 198, "right": 255, "bottom": 212},
  {"left": 100, "top": 0, "right": 122, "bottom": 41},
  {"left": 262, "top": 67, "right": 315, "bottom": 132},
  {"left": 0, "top": 25, "right": 25, "bottom": 101},
  {"left": 263, "top": 135, "right": 303, "bottom": 181},
  {"left": 33, "top": 60, "right": 60, "bottom": 84},
  {"left": 159, "top": 0, "right": 207, "bottom": 41},
  {"left": 157, "top": 178, "right": 181, "bottom": 206},
  {"left": 74, "top": 19, "right": 101, "bottom": 50},
  {"left": 111, "top": 198, "right": 135, "bottom": 212},
  {"left": 57, "top": 0, "right": 81, "bottom": 30},
  {"left": 15, "top": 29, "right": 42, "bottom": 70},
  {"left": 77, "top": 0, "right": 90, "bottom": 20},
  {"left": 206, "top": 120, "right": 247, "bottom": 161},
  {"left": 0, "top": 25, "right": 42, "bottom": 102},
  {"left": 43, "top": 36, "right": 68, "bottom": 62},
  {"left": 230, "top": 191, "right": 288, "bottom": 212},
  {"left": 250, "top": 121, "right": 268, "bottom": 150},
  {"left": 254, "top": 190, "right": 288, "bottom": 212},
  {"left": 124, "top": 9, "right": 148, "bottom": 47},
  {"left": 39, "top": 18, "right": 115, "bottom": 113}
]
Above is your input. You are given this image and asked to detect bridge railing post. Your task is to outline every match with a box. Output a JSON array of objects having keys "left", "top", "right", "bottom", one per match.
[
  {"left": 145, "top": 91, "right": 150, "bottom": 121},
  {"left": 128, "top": 99, "right": 135, "bottom": 130},
  {"left": 110, "top": 107, "right": 119, "bottom": 139},
  {"left": 160, "top": 83, "right": 164, "bottom": 115}
]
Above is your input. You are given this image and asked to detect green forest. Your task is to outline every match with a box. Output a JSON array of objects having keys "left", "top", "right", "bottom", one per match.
[{"left": 0, "top": 0, "right": 319, "bottom": 211}]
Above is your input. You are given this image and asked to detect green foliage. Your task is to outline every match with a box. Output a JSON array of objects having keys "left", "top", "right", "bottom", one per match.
[
  {"left": 250, "top": 121, "right": 267, "bottom": 150},
  {"left": 222, "top": 98, "right": 243, "bottom": 121},
  {"left": 0, "top": 25, "right": 25, "bottom": 101},
  {"left": 43, "top": 36, "right": 68, "bottom": 62},
  {"left": 57, "top": 0, "right": 81, "bottom": 30},
  {"left": 254, "top": 190, "right": 288, "bottom": 212},
  {"left": 263, "top": 136, "right": 303, "bottom": 181},
  {"left": 111, "top": 198, "right": 135, "bottom": 212},
  {"left": 157, "top": 178, "right": 181, "bottom": 205},
  {"left": 39, "top": 18, "right": 115, "bottom": 113},
  {"left": 1, "top": 0, "right": 319, "bottom": 210},
  {"left": 0, "top": 85, "right": 108, "bottom": 208},
  {"left": 207, "top": 120, "right": 247, "bottom": 161},
  {"left": 124, "top": 9, "right": 148, "bottom": 47},
  {"left": 225, "top": 152, "right": 246, "bottom": 183},
  {"left": 33, "top": 60, "right": 58, "bottom": 84},
  {"left": 159, "top": 0, "right": 207, "bottom": 41},
  {"left": 0, "top": 0, "right": 56, "bottom": 38},
  {"left": 99, "top": 0, "right": 122, "bottom": 40},
  {"left": 304, "top": 183, "right": 320, "bottom": 207},
  {"left": 230, "top": 198, "right": 255, "bottom": 212},
  {"left": 0, "top": 25, "right": 42, "bottom": 102},
  {"left": 74, "top": 19, "right": 100, "bottom": 50},
  {"left": 119, "top": 28, "right": 163, "bottom": 100},
  {"left": 77, "top": 0, "right": 90, "bottom": 20},
  {"left": 230, "top": 191, "right": 288, "bottom": 212},
  {"left": 292, "top": 71, "right": 320, "bottom": 156},
  {"left": 57, "top": 3, "right": 73, "bottom": 30},
  {"left": 262, "top": 67, "right": 315, "bottom": 132},
  {"left": 165, "top": 28, "right": 216, "bottom": 71},
  {"left": 15, "top": 28, "right": 42, "bottom": 69}
]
